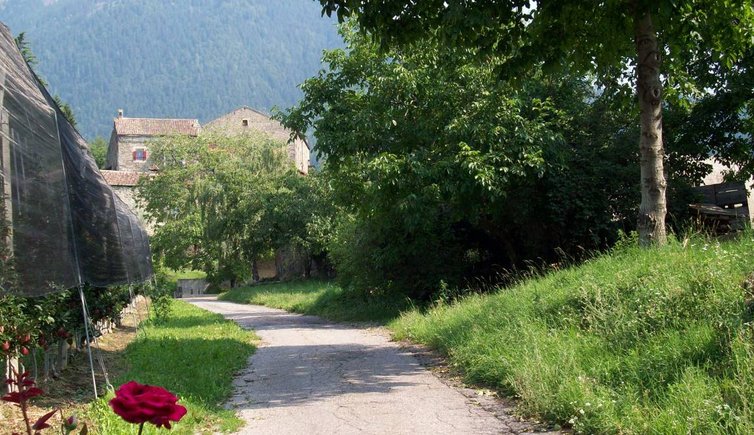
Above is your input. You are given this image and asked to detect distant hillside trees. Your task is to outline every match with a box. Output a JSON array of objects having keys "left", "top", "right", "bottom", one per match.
[
  {"left": 1, "top": 0, "right": 342, "bottom": 139},
  {"left": 14, "top": 32, "right": 78, "bottom": 128}
]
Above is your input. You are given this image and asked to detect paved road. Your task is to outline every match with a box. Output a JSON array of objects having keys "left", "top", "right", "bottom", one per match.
[{"left": 187, "top": 296, "right": 543, "bottom": 435}]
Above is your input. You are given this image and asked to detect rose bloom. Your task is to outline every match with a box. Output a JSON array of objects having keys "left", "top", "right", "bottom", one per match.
[{"left": 109, "top": 381, "right": 187, "bottom": 429}]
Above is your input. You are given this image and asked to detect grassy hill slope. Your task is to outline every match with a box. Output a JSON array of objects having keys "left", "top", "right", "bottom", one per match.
[{"left": 393, "top": 234, "right": 754, "bottom": 433}]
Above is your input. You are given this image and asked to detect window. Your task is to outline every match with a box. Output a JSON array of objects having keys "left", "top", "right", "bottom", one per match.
[
  {"left": 133, "top": 148, "right": 148, "bottom": 161},
  {"left": 242, "top": 119, "right": 249, "bottom": 127}
]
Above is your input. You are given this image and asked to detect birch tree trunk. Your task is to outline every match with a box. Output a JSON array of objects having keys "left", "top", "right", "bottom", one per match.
[{"left": 634, "top": 11, "right": 667, "bottom": 246}]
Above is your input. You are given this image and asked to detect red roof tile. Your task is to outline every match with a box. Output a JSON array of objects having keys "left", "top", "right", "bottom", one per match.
[{"left": 114, "top": 117, "right": 200, "bottom": 136}]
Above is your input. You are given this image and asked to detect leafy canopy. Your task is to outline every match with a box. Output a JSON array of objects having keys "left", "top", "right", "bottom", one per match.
[
  {"left": 319, "top": 1, "right": 754, "bottom": 96},
  {"left": 280, "top": 26, "right": 656, "bottom": 297},
  {"left": 138, "top": 132, "right": 331, "bottom": 285}
]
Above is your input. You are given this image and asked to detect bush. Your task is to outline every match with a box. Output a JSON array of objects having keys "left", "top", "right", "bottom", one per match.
[{"left": 143, "top": 273, "right": 174, "bottom": 325}]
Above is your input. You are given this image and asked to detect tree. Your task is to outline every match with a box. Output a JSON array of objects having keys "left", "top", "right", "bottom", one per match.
[
  {"left": 88, "top": 136, "right": 108, "bottom": 169},
  {"left": 137, "top": 133, "right": 332, "bottom": 286},
  {"left": 670, "top": 48, "right": 754, "bottom": 180},
  {"left": 53, "top": 95, "right": 77, "bottom": 128},
  {"left": 317, "top": 0, "right": 754, "bottom": 246},
  {"left": 13, "top": 32, "right": 37, "bottom": 68},
  {"left": 281, "top": 27, "right": 657, "bottom": 297},
  {"left": 15, "top": 32, "right": 78, "bottom": 128}
]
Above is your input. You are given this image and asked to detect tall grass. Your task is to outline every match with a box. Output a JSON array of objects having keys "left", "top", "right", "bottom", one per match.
[
  {"left": 220, "top": 280, "right": 407, "bottom": 323},
  {"left": 87, "top": 301, "right": 257, "bottom": 434},
  {"left": 392, "top": 233, "right": 754, "bottom": 433}
]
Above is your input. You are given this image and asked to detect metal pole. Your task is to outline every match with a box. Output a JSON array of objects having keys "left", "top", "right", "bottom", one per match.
[
  {"left": 78, "top": 285, "right": 98, "bottom": 399},
  {"left": 0, "top": 71, "right": 18, "bottom": 394}
]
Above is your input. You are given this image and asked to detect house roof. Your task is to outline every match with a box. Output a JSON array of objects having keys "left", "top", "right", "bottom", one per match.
[
  {"left": 114, "top": 117, "right": 200, "bottom": 137},
  {"left": 204, "top": 106, "right": 310, "bottom": 149},
  {"left": 101, "top": 170, "right": 144, "bottom": 187}
]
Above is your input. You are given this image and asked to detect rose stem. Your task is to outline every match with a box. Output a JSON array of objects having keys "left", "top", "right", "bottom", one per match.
[{"left": 20, "top": 397, "right": 32, "bottom": 435}]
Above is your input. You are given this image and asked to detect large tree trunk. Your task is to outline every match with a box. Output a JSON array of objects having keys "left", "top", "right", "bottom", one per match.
[{"left": 634, "top": 11, "right": 667, "bottom": 246}]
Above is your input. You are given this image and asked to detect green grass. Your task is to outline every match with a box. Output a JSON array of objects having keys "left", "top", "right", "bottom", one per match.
[
  {"left": 87, "top": 300, "right": 257, "bottom": 434},
  {"left": 392, "top": 234, "right": 754, "bottom": 434},
  {"left": 219, "top": 280, "right": 407, "bottom": 323}
]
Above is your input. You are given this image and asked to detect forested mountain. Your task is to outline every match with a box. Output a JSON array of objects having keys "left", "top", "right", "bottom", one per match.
[{"left": 0, "top": 0, "right": 341, "bottom": 139}]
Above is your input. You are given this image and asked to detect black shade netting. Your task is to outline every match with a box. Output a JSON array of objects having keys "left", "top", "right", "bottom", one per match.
[{"left": 0, "top": 23, "right": 153, "bottom": 296}]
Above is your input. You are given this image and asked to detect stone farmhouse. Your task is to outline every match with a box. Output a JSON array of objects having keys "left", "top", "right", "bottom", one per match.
[
  {"left": 204, "top": 106, "right": 310, "bottom": 175},
  {"left": 100, "top": 107, "right": 310, "bottom": 224},
  {"left": 104, "top": 109, "right": 201, "bottom": 172},
  {"left": 99, "top": 107, "right": 312, "bottom": 282},
  {"left": 101, "top": 111, "right": 201, "bottom": 222}
]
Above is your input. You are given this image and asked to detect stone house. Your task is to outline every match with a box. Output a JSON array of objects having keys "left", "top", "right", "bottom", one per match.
[
  {"left": 203, "top": 106, "right": 310, "bottom": 174},
  {"left": 105, "top": 109, "right": 201, "bottom": 172},
  {"left": 101, "top": 106, "right": 313, "bottom": 281},
  {"left": 203, "top": 107, "right": 313, "bottom": 280}
]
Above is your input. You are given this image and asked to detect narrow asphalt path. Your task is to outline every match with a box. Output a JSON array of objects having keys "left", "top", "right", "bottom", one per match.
[{"left": 187, "top": 296, "right": 543, "bottom": 435}]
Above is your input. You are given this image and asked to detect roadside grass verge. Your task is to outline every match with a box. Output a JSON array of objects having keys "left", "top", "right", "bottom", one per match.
[
  {"left": 392, "top": 233, "right": 754, "bottom": 433},
  {"left": 87, "top": 300, "right": 257, "bottom": 434},
  {"left": 219, "top": 280, "right": 407, "bottom": 323}
]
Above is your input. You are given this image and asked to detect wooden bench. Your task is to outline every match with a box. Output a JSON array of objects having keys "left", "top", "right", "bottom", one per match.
[{"left": 690, "top": 182, "right": 750, "bottom": 233}]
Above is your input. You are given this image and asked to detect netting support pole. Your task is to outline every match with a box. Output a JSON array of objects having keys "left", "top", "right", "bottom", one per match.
[
  {"left": 0, "top": 71, "right": 12, "bottom": 251},
  {"left": 78, "top": 285, "right": 98, "bottom": 399}
]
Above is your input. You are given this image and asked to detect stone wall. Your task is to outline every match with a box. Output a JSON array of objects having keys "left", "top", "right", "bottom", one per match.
[
  {"left": 204, "top": 107, "right": 310, "bottom": 174},
  {"left": 112, "top": 136, "right": 154, "bottom": 172},
  {"left": 175, "top": 279, "right": 209, "bottom": 297}
]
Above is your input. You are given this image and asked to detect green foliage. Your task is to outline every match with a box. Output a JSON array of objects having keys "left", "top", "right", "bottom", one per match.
[
  {"left": 13, "top": 31, "right": 36, "bottom": 67},
  {"left": 138, "top": 133, "right": 333, "bottom": 286},
  {"left": 53, "top": 94, "right": 77, "bottom": 128},
  {"left": 143, "top": 273, "right": 174, "bottom": 325},
  {"left": 669, "top": 48, "right": 754, "bottom": 180},
  {"left": 281, "top": 27, "right": 560, "bottom": 297},
  {"left": 282, "top": 26, "right": 708, "bottom": 298},
  {"left": 87, "top": 301, "right": 258, "bottom": 434},
  {"left": 0, "top": 284, "right": 134, "bottom": 358},
  {"left": 1, "top": 0, "right": 342, "bottom": 139},
  {"left": 220, "top": 280, "right": 407, "bottom": 323},
  {"left": 319, "top": 0, "right": 754, "bottom": 246},
  {"left": 319, "top": 1, "right": 754, "bottom": 97},
  {"left": 392, "top": 232, "right": 754, "bottom": 433},
  {"left": 87, "top": 136, "right": 108, "bottom": 169}
]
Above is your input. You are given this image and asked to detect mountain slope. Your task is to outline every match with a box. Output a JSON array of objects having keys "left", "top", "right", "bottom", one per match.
[{"left": 0, "top": 0, "right": 341, "bottom": 139}]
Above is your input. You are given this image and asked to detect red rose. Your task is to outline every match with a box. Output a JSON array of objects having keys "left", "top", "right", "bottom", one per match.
[{"left": 109, "top": 381, "right": 187, "bottom": 429}]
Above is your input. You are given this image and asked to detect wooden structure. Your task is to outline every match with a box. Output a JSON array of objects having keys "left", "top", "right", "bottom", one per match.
[{"left": 690, "top": 182, "right": 750, "bottom": 234}]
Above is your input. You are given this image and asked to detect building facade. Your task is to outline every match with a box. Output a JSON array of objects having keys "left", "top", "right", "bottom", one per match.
[
  {"left": 101, "top": 107, "right": 313, "bottom": 277},
  {"left": 105, "top": 109, "right": 201, "bottom": 172},
  {"left": 203, "top": 106, "right": 310, "bottom": 174}
]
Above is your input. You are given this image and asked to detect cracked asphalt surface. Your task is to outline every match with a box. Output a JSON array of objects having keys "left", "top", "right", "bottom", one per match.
[{"left": 187, "top": 296, "right": 545, "bottom": 435}]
